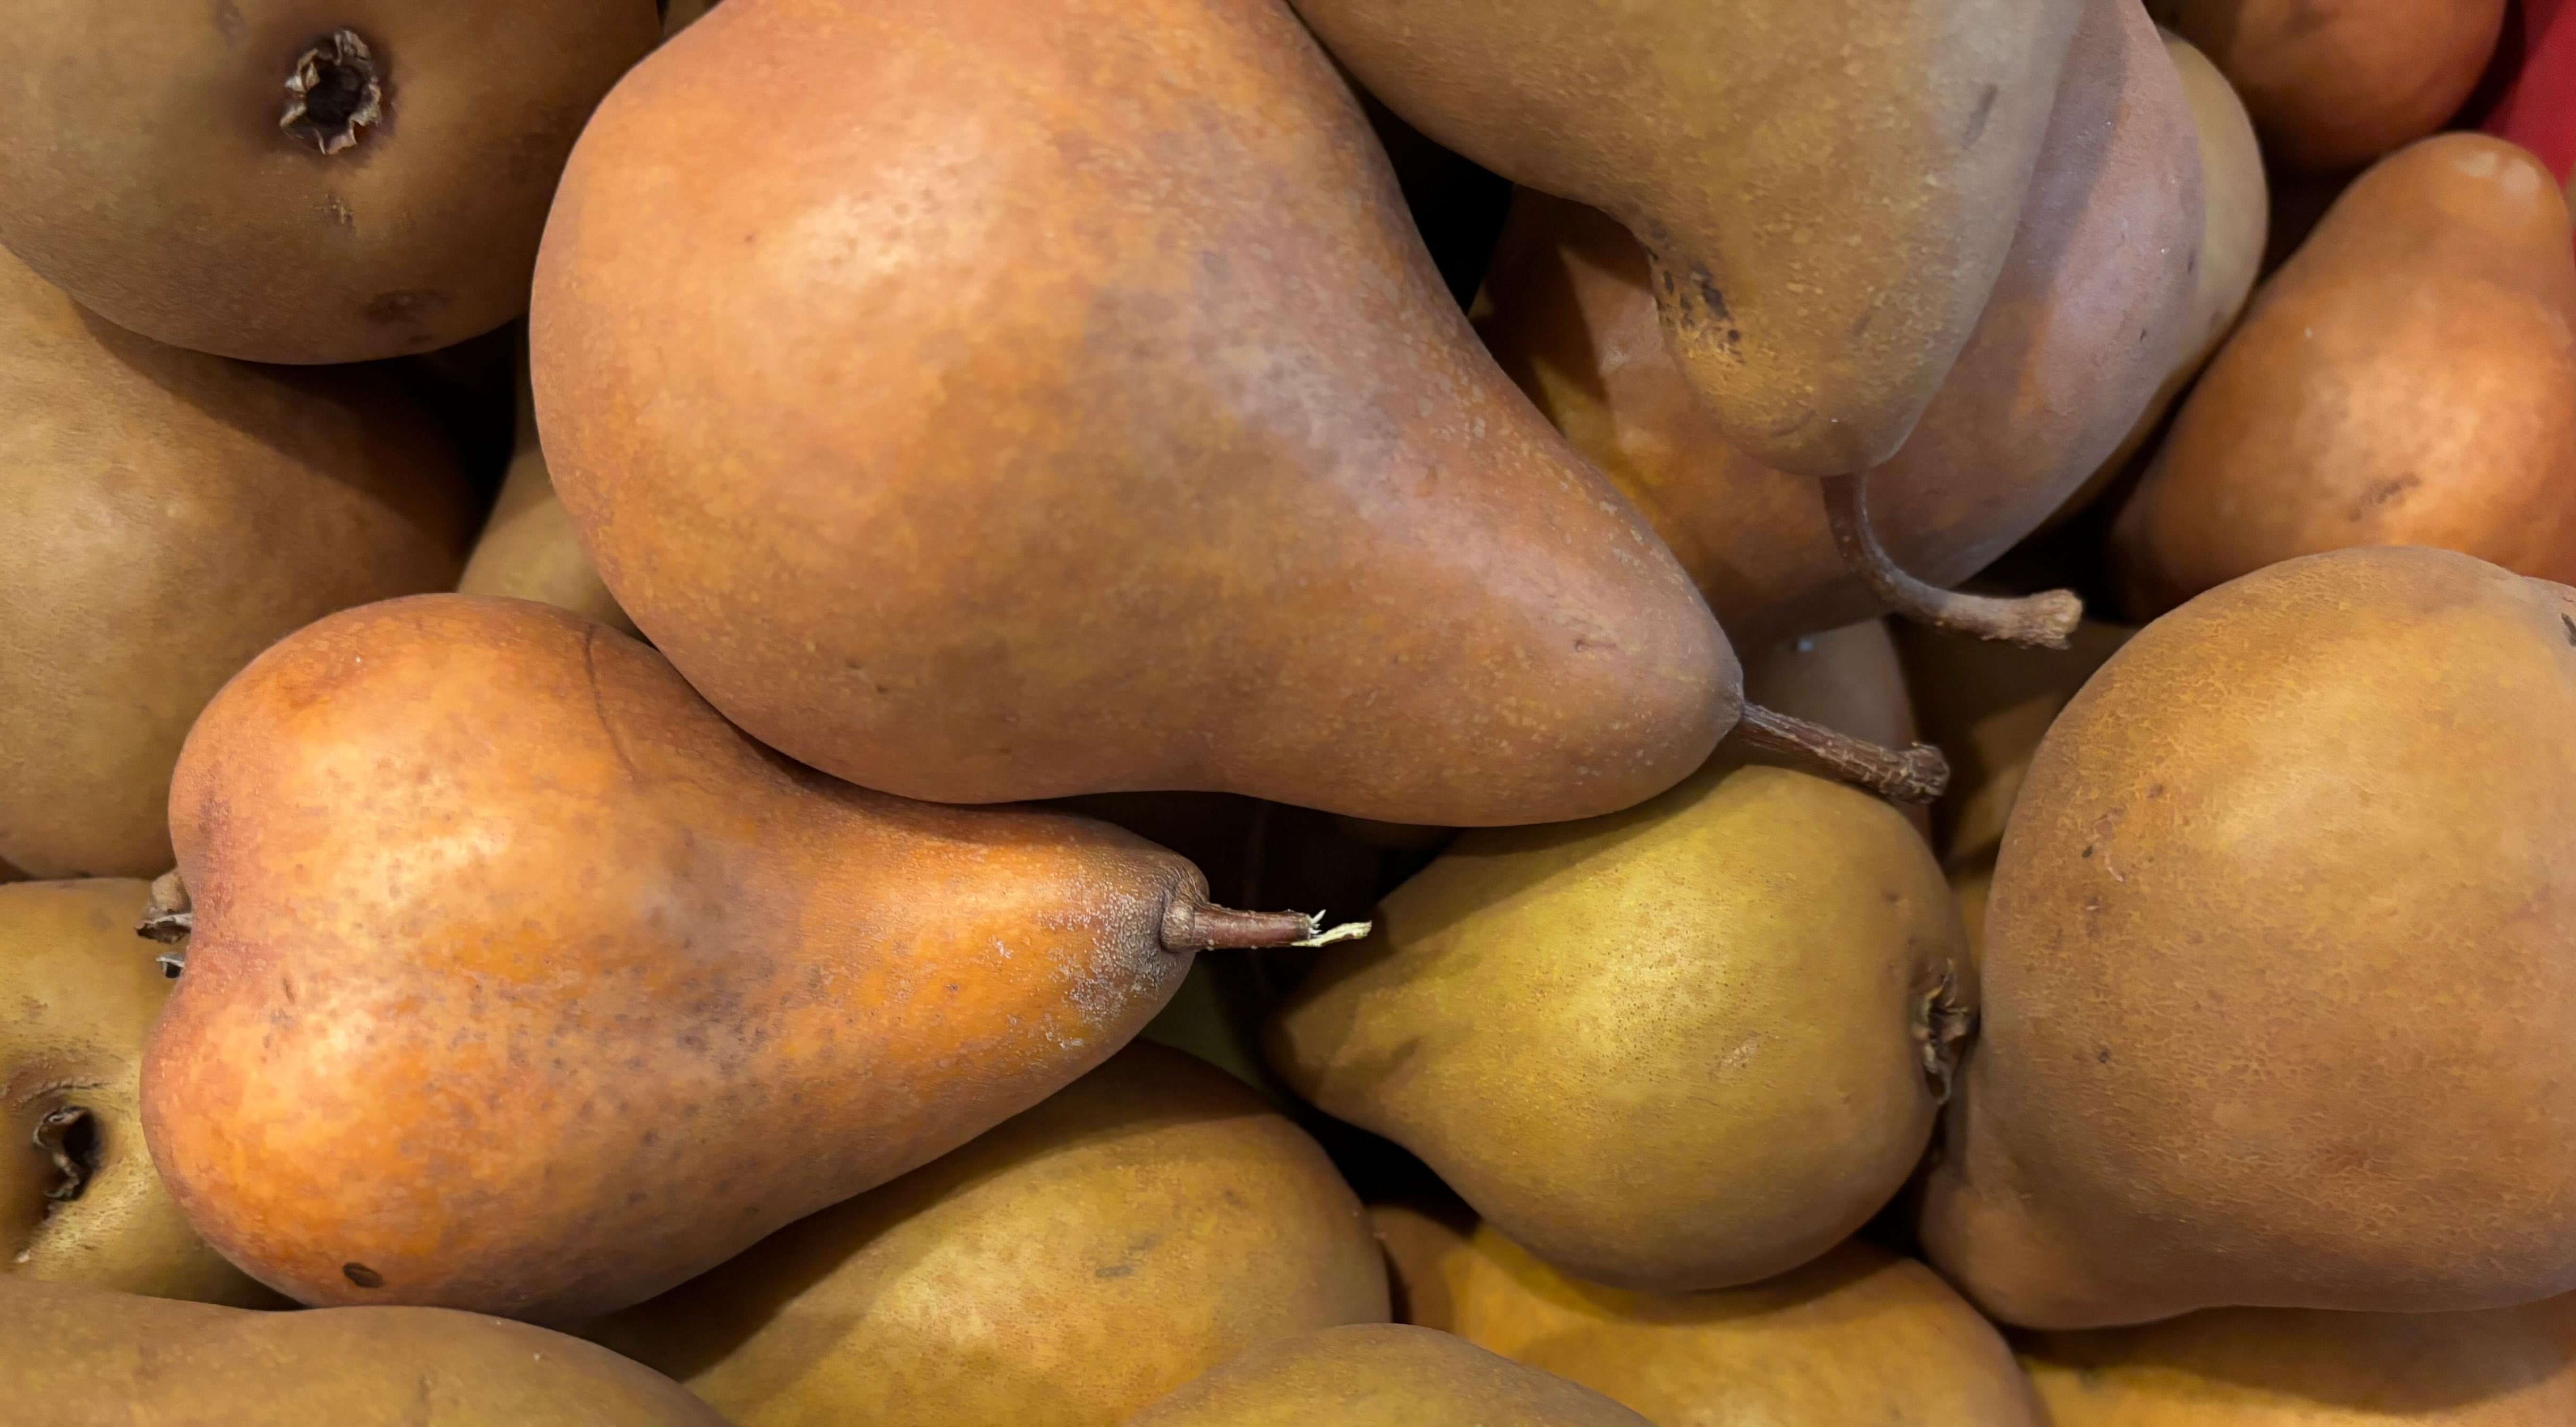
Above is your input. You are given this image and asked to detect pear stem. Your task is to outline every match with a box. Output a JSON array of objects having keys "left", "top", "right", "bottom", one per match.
[
  {"left": 1162, "top": 899, "right": 1372, "bottom": 952},
  {"left": 1734, "top": 703, "right": 1950, "bottom": 805},
  {"left": 1820, "top": 470, "right": 2083, "bottom": 648}
]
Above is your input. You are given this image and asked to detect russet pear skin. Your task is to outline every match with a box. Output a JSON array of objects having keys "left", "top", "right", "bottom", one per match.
[
  {"left": 582, "top": 1043, "right": 1389, "bottom": 1427},
  {"left": 2112, "top": 134, "right": 2576, "bottom": 618},
  {"left": 143, "top": 595, "right": 1320, "bottom": 1324},
  {"left": 1470, "top": 0, "right": 2199, "bottom": 648},
  {"left": 1924, "top": 547, "right": 2576, "bottom": 1328},
  {"left": 533, "top": 0, "right": 1735, "bottom": 828},
  {"left": 1291, "top": 0, "right": 2084, "bottom": 478},
  {"left": 3, "top": 1277, "right": 726, "bottom": 1426}
]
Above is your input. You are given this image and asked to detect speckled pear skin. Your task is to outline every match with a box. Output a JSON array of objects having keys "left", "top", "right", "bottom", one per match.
[
  {"left": 1269, "top": 755, "right": 1969, "bottom": 1293},
  {"left": 0, "top": 248, "right": 474, "bottom": 882},
  {"left": 532, "top": 0, "right": 1735, "bottom": 830},
  {"left": 1924, "top": 546, "right": 2576, "bottom": 1328},
  {"left": 1293, "top": 0, "right": 2085, "bottom": 477},
  {"left": 1124, "top": 1324, "right": 1654, "bottom": 1427},
  {"left": 1469, "top": 0, "right": 2198, "bottom": 648},
  {"left": 1373, "top": 1210, "right": 2050, "bottom": 1427},
  {"left": 2148, "top": 0, "right": 2506, "bottom": 172},
  {"left": 2023, "top": 1295, "right": 2576, "bottom": 1425},
  {"left": 1, "top": 1277, "right": 728, "bottom": 1426},
  {"left": 583, "top": 1043, "right": 1389, "bottom": 1427},
  {"left": 0, "top": 1, "right": 660, "bottom": 363},
  {"left": 2112, "top": 135, "right": 2576, "bottom": 619},
  {"left": 142, "top": 595, "right": 1268, "bottom": 1325}
]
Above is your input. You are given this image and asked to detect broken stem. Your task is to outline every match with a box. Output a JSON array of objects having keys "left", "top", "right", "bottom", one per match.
[
  {"left": 1734, "top": 702, "right": 1950, "bottom": 805},
  {"left": 1820, "top": 470, "right": 2083, "bottom": 648},
  {"left": 1163, "top": 899, "right": 1371, "bottom": 952},
  {"left": 137, "top": 870, "right": 192, "bottom": 946}
]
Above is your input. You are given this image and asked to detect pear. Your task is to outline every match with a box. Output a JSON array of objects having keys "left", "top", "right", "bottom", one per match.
[
  {"left": 1377, "top": 1207, "right": 2048, "bottom": 1425},
  {"left": 456, "top": 344, "right": 637, "bottom": 635},
  {"left": 2149, "top": 0, "right": 2507, "bottom": 171},
  {"left": 0, "top": 247, "right": 476, "bottom": 882},
  {"left": 1468, "top": 0, "right": 2198, "bottom": 648},
  {"left": 1893, "top": 620, "right": 2136, "bottom": 945},
  {"left": 2, "top": 881, "right": 275, "bottom": 1306},
  {"left": 1290, "top": 0, "right": 2077, "bottom": 483},
  {"left": 2048, "top": 30, "right": 2269, "bottom": 525},
  {"left": 5, "top": 1277, "right": 723, "bottom": 1425},
  {"left": 1125, "top": 1323, "right": 1652, "bottom": 1427},
  {"left": 1923, "top": 546, "right": 2576, "bottom": 1327},
  {"left": 1268, "top": 754, "right": 1970, "bottom": 1292},
  {"left": 2023, "top": 1296, "right": 2576, "bottom": 1424},
  {"left": 1741, "top": 620, "right": 1929, "bottom": 840},
  {"left": 533, "top": 0, "right": 1945, "bottom": 828},
  {"left": 141, "top": 594, "right": 1350, "bottom": 1324},
  {"left": 1739, "top": 621, "right": 1920, "bottom": 756},
  {"left": 0, "top": 2, "right": 659, "bottom": 362},
  {"left": 2112, "top": 135, "right": 2576, "bottom": 618},
  {"left": 584, "top": 1043, "right": 1386, "bottom": 1426}
]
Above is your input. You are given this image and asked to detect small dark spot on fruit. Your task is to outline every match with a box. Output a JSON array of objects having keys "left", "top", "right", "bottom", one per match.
[
  {"left": 363, "top": 290, "right": 447, "bottom": 324},
  {"left": 2080, "top": 844, "right": 2095, "bottom": 859},
  {"left": 343, "top": 1262, "right": 385, "bottom": 1288},
  {"left": 2095, "top": 1047, "right": 2113, "bottom": 1064},
  {"left": 1961, "top": 83, "right": 1999, "bottom": 147},
  {"left": 2560, "top": 613, "right": 2574, "bottom": 648},
  {"left": 1095, "top": 1263, "right": 1136, "bottom": 1279}
]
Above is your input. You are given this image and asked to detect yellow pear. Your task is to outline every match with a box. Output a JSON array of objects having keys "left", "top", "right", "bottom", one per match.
[
  {"left": 1126, "top": 1323, "right": 1652, "bottom": 1427},
  {"left": 1377, "top": 1207, "right": 2046, "bottom": 1425},
  {"left": 3, "top": 879, "right": 274, "bottom": 1306},
  {"left": 1268, "top": 756, "right": 1969, "bottom": 1292},
  {"left": 2023, "top": 1296, "right": 2576, "bottom": 1424},
  {"left": 6, "top": 1276, "right": 721, "bottom": 1424},
  {"left": 583, "top": 1043, "right": 1386, "bottom": 1426}
]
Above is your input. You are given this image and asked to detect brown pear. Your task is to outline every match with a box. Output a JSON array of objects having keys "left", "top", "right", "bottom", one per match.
[
  {"left": 1893, "top": 619, "right": 2136, "bottom": 945},
  {"left": 530, "top": 0, "right": 1884, "bottom": 830},
  {"left": 1741, "top": 619, "right": 1928, "bottom": 838},
  {"left": 1376, "top": 1207, "right": 2048, "bottom": 1426},
  {"left": 2049, "top": 30, "right": 2269, "bottom": 524},
  {"left": 1923, "top": 546, "right": 2576, "bottom": 1327},
  {"left": 1125, "top": 1323, "right": 1652, "bottom": 1427},
  {"left": 2023, "top": 1297, "right": 2576, "bottom": 1424},
  {"left": 2148, "top": 0, "right": 2507, "bottom": 171},
  {"left": 583, "top": 1043, "right": 1387, "bottom": 1426},
  {"left": 1269, "top": 755, "right": 1969, "bottom": 1293},
  {"left": 456, "top": 346, "right": 637, "bottom": 635},
  {"left": 4, "top": 1277, "right": 724, "bottom": 1425},
  {"left": 3, "top": 881, "right": 275, "bottom": 1306},
  {"left": 141, "top": 594, "right": 1344, "bottom": 1324},
  {"left": 1739, "top": 621, "right": 1921, "bottom": 756},
  {"left": 0, "top": 2, "right": 660, "bottom": 362},
  {"left": 1470, "top": 0, "right": 2198, "bottom": 648},
  {"left": 2112, "top": 134, "right": 2576, "bottom": 618},
  {"left": 0, "top": 248, "right": 475, "bottom": 882},
  {"left": 1289, "top": 0, "right": 2079, "bottom": 482}
]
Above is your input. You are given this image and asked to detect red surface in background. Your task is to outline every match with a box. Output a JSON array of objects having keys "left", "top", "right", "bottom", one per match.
[{"left": 2487, "top": 0, "right": 2576, "bottom": 181}]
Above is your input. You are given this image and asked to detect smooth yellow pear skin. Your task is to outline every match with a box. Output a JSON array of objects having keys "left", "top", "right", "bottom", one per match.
[
  {"left": 2023, "top": 1296, "right": 2576, "bottom": 1424},
  {"left": 1126, "top": 1323, "right": 1653, "bottom": 1427},
  {"left": 1269, "top": 756, "right": 1969, "bottom": 1292},
  {"left": 1376, "top": 1207, "right": 2048, "bottom": 1426}
]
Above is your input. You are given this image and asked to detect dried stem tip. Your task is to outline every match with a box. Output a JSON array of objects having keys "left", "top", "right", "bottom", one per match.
[
  {"left": 1820, "top": 470, "right": 2084, "bottom": 648},
  {"left": 1734, "top": 702, "right": 1951, "bottom": 805},
  {"left": 281, "top": 30, "right": 385, "bottom": 155},
  {"left": 1163, "top": 899, "right": 1373, "bottom": 952}
]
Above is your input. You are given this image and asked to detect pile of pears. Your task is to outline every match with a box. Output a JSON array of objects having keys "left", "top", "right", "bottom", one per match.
[{"left": 7, "top": 0, "right": 2575, "bottom": 1421}]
